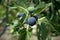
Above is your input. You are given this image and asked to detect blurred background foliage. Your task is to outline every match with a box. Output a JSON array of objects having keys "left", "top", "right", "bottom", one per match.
[{"left": 0, "top": 0, "right": 60, "bottom": 40}]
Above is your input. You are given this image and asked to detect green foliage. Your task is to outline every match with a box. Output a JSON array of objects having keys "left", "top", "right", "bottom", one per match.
[{"left": 0, "top": 0, "right": 60, "bottom": 40}]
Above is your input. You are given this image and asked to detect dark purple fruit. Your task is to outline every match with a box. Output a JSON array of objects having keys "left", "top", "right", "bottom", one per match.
[
  {"left": 17, "top": 13, "right": 25, "bottom": 18},
  {"left": 33, "top": 16, "right": 38, "bottom": 20},
  {"left": 28, "top": 17, "right": 36, "bottom": 26}
]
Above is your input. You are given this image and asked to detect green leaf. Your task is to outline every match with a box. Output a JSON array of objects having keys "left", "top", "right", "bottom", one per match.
[
  {"left": 15, "top": 0, "right": 30, "bottom": 8},
  {"left": 18, "top": 28, "right": 26, "bottom": 40},
  {"left": 37, "top": 23, "right": 49, "bottom": 40},
  {"left": 38, "top": 17, "right": 48, "bottom": 25},
  {"left": 25, "top": 31, "right": 30, "bottom": 40},
  {"left": 40, "top": 23, "right": 48, "bottom": 40},
  {"left": 33, "top": 3, "right": 52, "bottom": 15}
]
